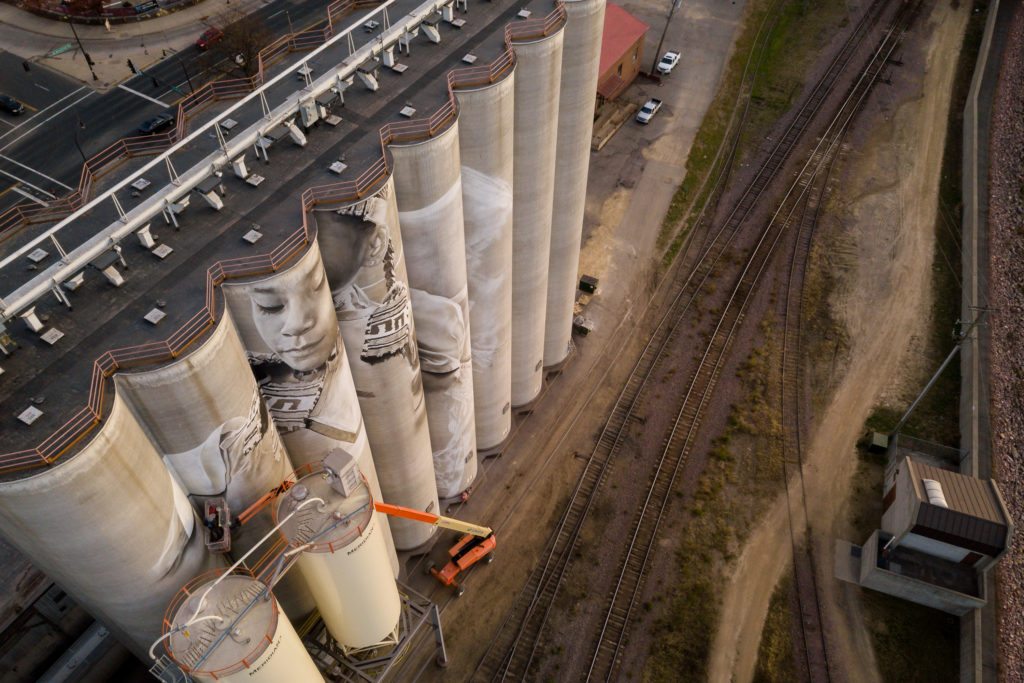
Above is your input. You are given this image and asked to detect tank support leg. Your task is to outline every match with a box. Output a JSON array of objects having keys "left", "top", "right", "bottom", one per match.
[{"left": 430, "top": 604, "right": 448, "bottom": 667}]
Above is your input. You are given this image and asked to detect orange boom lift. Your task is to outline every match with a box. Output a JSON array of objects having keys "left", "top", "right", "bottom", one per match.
[
  {"left": 237, "top": 479, "right": 495, "bottom": 597},
  {"left": 374, "top": 502, "right": 496, "bottom": 597}
]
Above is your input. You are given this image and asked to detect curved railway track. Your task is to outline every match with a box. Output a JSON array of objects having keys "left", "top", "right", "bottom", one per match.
[{"left": 468, "top": 1, "right": 926, "bottom": 681}]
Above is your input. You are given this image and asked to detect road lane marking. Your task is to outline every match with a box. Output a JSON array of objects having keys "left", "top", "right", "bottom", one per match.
[
  {"left": 0, "top": 183, "right": 19, "bottom": 200},
  {"left": 117, "top": 84, "right": 171, "bottom": 107},
  {"left": 11, "top": 184, "right": 48, "bottom": 206},
  {"left": 34, "top": 83, "right": 51, "bottom": 92},
  {"left": 0, "top": 89, "right": 94, "bottom": 151},
  {"left": 0, "top": 169, "right": 57, "bottom": 199},
  {"left": 0, "top": 154, "right": 74, "bottom": 191},
  {"left": 0, "top": 86, "right": 88, "bottom": 143}
]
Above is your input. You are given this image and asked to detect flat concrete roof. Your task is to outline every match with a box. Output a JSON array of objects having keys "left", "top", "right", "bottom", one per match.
[{"left": 0, "top": 0, "right": 562, "bottom": 476}]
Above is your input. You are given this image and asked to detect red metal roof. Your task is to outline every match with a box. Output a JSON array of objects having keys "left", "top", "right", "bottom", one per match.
[{"left": 599, "top": 2, "right": 650, "bottom": 77}]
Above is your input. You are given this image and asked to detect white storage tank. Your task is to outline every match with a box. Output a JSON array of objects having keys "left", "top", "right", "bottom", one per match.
[
  {"left": 546, "top": 0, "right": 606, "bottom": 366},
  {"left": 115, "top": 304, "right": 312, "bottom": 617},
  {"left": 164, "top": 571, "right": 323, "bottom": 682},
  {"left": 0, "top": 392, "right": 223, "bottom": 658},
  {"left": 455, "top": 67, "right": 516, "bottom": 451},
  {"left": 222, "top": 241, "right": 399, "bottom": 575},
  {"left": 274, "top": 452, "right": 402, "bottom": 651},
  {"left": 391, "top": 120, "right": 479, "bottom": 499},
  {"left": 313, "top": 176, "right": 438, "bottom": 550},
  {"left": 510, "top": 24, "right": 566, "bottom": 405}
]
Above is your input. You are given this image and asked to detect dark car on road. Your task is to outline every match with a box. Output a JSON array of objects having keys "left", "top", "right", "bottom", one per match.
[
  {"left": 196, "top": 27, "right": 223, "bottom": 49},
  {"left": 137, "top": 112, "right": 176, "bottom": 135},
  {"left": 0, "top": 95, "right": 25, "bottom": 115}
]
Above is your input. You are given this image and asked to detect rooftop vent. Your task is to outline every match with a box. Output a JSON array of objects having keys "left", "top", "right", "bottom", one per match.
[{"left": 921, "top": 478, "right": 948, "bottom": 508}]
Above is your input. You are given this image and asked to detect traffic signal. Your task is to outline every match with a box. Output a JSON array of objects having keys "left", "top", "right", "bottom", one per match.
[{"left": 127, "top": 58, "right": 138, "bottom": 74}]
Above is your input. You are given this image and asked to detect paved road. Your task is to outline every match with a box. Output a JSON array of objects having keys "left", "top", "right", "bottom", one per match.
[{"left": 0, "top": 0, "right": 331, "bottom": 216}]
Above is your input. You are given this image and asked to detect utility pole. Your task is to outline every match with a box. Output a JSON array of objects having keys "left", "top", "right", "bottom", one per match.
[
  {"left": 73, "top": 129, "right": 87, "bottom": 165},
  {"left": 650, "top": 0, "right": 681, "bottom": 75},
  {"left": 177, "top": 57, "right": 195, "bottom": 93},
  {"left": 73, "top": 112, "right": 88, "bottom": 165},
  {"left": 888, "top": 311, "right": 990, "bottom": 444},
  {"left": 67, "top": 16, "right": 99, "bottom": 81}
]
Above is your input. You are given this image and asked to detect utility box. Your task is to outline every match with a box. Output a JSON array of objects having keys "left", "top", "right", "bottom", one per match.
[
  {"left": 572, "top": 315, "right": 593, "bottom": 336},
  {"left": 579, "top": 275, "right": 599, "bottom": 294}
]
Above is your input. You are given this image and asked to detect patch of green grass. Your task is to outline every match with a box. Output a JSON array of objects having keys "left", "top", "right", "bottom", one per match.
[
  {"left": 647, "top": 579, "right": 718, "bottom": 682},
  {"left": 861, "top": 592, "right": 959, "bottom": 683},
  {"left": 752, "top": 569, "right": 798, "bottom": 682}
]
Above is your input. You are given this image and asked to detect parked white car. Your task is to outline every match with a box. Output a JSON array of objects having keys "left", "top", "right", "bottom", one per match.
[
  {"left": 636, "top": 98, "right": 662, "bottom": 124},
  {"left": 657, "top": 51, "right": 681, "bottom": 75}
]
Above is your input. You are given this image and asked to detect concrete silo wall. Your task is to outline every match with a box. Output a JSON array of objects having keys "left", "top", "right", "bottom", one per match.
[
  {"left": 0, "top": 392, "right": 224, "bottom": 659},
  {"left": 455, "top": 71, "right": 516, "bottom": 450},
  {"left": 511, "top": 29, "right": 565, "bottom": 405},
  {"left": 114, "top": 308, "right": 314, "bottom": 617},
  {"left": 115, "top": 308, "right": 293, "bottom": 522},
  {"left": 391, "top": 121, "right": 479, "bottom": 500},
  {"left": 314, "top": 176, "right": 438, "bottom": 549},
  {"left": 545, "top": 0, "right": 605, "bottom": 366},
  {"left": 222, "top": 242, "right": 398, "bottom": 572}
]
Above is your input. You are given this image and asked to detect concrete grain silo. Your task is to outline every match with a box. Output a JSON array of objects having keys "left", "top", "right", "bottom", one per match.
[
  {"left": 313, "top": 176, "right": 438, "bottom": 550},
  {"left": 164, "top": 571, "right": 323, "bottom": 682},
  {"left": 391, "top": 121, "right": 479, "bottom": 499},
  {"left": 545, "top": 0, "right": 606, "bottom": 366},
  {"left": 221, "top": 242, "right": 398, "bottom": 574},
  {"left": 114, "top": 305, "right": 313, "bottom": 616},
  {"left": 510, "top": 24, "right": 566, "bottom": 405},
  {"left": 455, "top": 64, "right": 516, "bottom": 451},
  {"left": 274, "top": 454, "right": 402, "bottom": 652},
  {"left": 0, "top": 392, "right": 224, "bottom": 658}
]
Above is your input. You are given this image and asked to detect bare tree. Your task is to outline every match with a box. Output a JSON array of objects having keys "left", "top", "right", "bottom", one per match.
[{"left": 199, "top": 8, "right": 273, "bottom": 80}]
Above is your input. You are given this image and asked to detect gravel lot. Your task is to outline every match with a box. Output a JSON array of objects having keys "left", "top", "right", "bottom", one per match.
[{"left": 986, "top": 4, "right": 1024, "bottom": 679}]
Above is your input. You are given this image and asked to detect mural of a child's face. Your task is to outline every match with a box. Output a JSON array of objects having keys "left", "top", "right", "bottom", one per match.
[
  {"left": 316, "top": 209, "right": 387, "bottom": 293},
  {"left": 250, "top": 259, "right": 338, "bottom": 372}
]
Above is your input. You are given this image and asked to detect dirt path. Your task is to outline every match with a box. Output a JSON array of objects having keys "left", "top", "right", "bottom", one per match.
[{"left": 707, "top": 3, "right": 970, "bottom": 681}]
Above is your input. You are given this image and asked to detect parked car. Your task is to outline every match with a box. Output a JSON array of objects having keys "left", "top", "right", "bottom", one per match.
[
  {"left": 137, "top": 112, "right": 175, "bottom": 135},
  {"left": 656, "top": 50, "right": 681, "bottom": 75},
  {"left": 196, "top": 27, "right": 223, "bottom": 49},
  {"left": 0, "top": 95, "right": 25, "bottom": 115},
  {"left": 636, "top": 98, "right": 662, "bottom": 124}
]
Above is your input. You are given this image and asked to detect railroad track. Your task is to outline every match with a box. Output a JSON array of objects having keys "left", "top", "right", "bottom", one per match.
[
  {"left": 778, "top": 141, "right": 836, "bottom": 682},
  {"left": 583, "top": 8, "right": 921, "bottom": 679},
  {"left": 470, "top": 2, "right": 917, "bottom": 681}
]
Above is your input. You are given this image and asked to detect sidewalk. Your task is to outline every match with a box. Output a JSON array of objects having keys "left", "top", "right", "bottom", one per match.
[{"left": 0, "top": 0, "right": 268, "bottom": 90}]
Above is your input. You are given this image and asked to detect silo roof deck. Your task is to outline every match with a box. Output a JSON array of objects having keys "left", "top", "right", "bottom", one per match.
[{"left": 0, "top": 0, "right": 564, "bottom": 475}]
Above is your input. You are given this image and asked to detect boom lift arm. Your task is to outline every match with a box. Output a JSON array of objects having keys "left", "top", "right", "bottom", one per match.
[{"left": 373, "top": 501, "right": 491, "bottom": 538}]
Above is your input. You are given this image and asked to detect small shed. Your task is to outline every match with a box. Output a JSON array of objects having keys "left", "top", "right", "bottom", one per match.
[
  {"left": 597, "top": 3, "right": 649, "bottom": 101},
  {"left": 882, "top": 456, "right": 1012, "bottom": 570}
]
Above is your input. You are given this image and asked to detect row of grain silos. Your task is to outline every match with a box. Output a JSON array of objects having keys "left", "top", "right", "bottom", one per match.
[{"left": 0, "top": 0, "right": 606, "bottom": 674}]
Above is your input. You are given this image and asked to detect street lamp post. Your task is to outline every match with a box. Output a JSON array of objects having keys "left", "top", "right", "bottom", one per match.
[
  {"left": 73, "top": 112, "right": 89, "bottom": 166},
  {"left": 177, "top": 57, "right": 195, "bottom": 93},
  {"left": 72, "top": 129, "right": 87, "bottom": 165},
  {"left": 67, "top": 16, "right": 99, "bottom": 81}
]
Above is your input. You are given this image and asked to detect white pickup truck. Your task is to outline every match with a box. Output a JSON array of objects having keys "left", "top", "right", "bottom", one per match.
[{"left": 636, "top": 98, "right": 662, "bottom": 124}]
